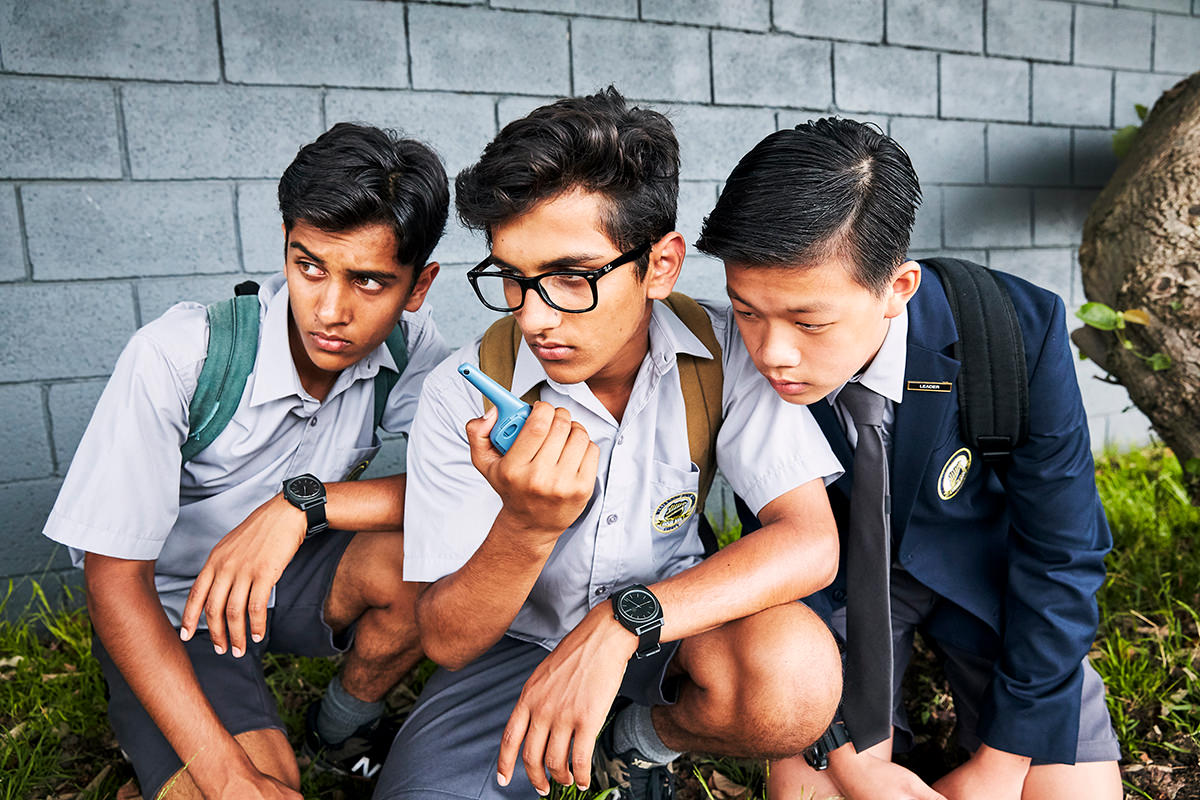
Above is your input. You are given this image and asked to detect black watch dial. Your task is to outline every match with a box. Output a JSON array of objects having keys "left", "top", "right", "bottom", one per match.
[
  {"left": 617, "top": 588, "right": 659, "bottom": 622},
  {"left": 288, "top": 476, "right": 322, "bottom": 499}
]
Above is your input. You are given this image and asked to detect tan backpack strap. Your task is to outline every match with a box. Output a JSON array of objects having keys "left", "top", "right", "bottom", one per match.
[
  {"left": 477, "top": 315, "right": 541, "bottom": 411},
  {"left": 662, "top": 292, "right": 723, "bottom": 516}
]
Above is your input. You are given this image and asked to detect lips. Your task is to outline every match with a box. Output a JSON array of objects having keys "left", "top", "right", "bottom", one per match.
[
  {"left": 768, "top": 377, "right": 811, "bottom": 396},
  {"left": 530, "top": 341, "right": 573, "bottom": 361},
  {"left": 310, "top": 331, "right": 352, "bottom": 353}
]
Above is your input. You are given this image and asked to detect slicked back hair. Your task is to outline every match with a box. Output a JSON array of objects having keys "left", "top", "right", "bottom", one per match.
[
  {"left": 278, "top": 122, "right": 450, "bottom": 271},
  {"left": 455, "top": 87, "right": 680, "bottom": 277},
  {"left": 696, "top": 118, "right": 921, "bottom": 295}
]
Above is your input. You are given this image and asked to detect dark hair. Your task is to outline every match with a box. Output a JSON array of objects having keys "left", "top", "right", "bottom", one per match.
[
  {"left": 278, "top": 122, "right": 449, "bottom": 270},
  {"left": 455, "top": 87, "right": 679, "bottom": 276},
  {"left": 696, "top": 118, "right": 921, "bottom": 295}
]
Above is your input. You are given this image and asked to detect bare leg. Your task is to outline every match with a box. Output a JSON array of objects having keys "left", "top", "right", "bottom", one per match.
[{"left": 1021, "top": 760, "right": 1121, "bottom": 800}]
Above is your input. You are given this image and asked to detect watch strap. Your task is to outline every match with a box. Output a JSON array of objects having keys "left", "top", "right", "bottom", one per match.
[
  {"left": 302, "top": 503, "right": 329, "bottom": 537},
  {"left": 803, "top": 721, "right": 851, "bottom": 771}
]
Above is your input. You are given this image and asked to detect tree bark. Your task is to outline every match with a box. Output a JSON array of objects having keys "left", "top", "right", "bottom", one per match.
[{"left": 1075, "top": 70, "right": 1200, "bottom": 500}]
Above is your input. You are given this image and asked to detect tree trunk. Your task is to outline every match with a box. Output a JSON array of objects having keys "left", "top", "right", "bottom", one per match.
[{"left": 1075, "top": 70, "right": 1200, "bottom": 501}]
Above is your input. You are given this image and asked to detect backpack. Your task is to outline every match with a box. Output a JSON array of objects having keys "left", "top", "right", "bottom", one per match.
[
  {"left": 921, "top": 257, "right": 1030, "bottom": 465},
  {"left": 477, "top": 292, "right": 724, "bottom": 553},
  {"left": 180, "top": 280, "right": 409, "bottom": 464}
]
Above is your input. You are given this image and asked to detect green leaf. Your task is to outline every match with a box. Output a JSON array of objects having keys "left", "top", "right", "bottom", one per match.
[
  {"left": 1113, "top": 125, "right": 1139, "bottom": 159},
  {"left": 1184, "top": 457, "right": 1200, "bottom": 476},
  {"left": 1077, "top": 302, "right": 1122, "bottom": 330},
  {"left": 1148, "top": 352, "right": 1172, "bottom": 371},
  {"left": 1135, "top": 103, "right": 1149, "bottom": 122}
]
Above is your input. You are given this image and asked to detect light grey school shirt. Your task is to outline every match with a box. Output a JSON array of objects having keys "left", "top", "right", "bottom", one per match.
[
  {"left": 403, "top": 298, "right": 843, "bottom": 650},
  {"left": 43, "top": 272, "right": 449, "bottom": 627}
]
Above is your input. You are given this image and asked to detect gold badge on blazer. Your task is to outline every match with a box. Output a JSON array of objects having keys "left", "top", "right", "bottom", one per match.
[{"left": 938, "top": 448, "right": 972, "bottom": 500}]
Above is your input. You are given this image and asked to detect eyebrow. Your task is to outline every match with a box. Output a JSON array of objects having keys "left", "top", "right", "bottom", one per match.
[
  {"left": 290, "top": 240, "right": 403, "bottom": 281},
  {"left": 726, "top": 286, "right": 833, "bottom": 314},
  {"left": 289, "top": 240, "right": 324, "bottom": 264},
  {"left": 488, "top": 252, "right": 611, "bottom": 274}
]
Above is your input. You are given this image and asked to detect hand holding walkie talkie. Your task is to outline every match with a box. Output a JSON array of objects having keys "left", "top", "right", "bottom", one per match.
[{"left": 457, "top": 363, "right": 532, "bottom": 454}]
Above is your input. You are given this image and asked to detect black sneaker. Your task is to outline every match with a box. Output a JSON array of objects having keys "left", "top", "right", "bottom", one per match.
[
  {"left": 301, "top": 701, "right": 397, "bottom": 781},
  {"left": 590, "top": 716, "right": 676, "bottom": 800}
]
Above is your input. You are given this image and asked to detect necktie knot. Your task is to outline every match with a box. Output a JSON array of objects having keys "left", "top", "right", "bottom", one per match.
[{"left": 839, "top": 381, "right": 887, "bottom": 428}]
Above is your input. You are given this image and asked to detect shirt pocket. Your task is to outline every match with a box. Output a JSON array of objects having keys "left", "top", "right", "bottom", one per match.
[
  {"left": 338, "top": 434, "right": 383, "bottom": 482},
  {"left": 648, "top": 459, "right": 705, "bottom": 571}
]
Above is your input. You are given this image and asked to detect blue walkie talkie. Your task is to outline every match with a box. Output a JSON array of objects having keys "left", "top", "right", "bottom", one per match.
[{"left": 458, "top": 363, "right": 532, "bottom": 454}]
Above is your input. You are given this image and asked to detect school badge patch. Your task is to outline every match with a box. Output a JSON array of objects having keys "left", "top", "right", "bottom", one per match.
[
  {"left": 653, "top": 492, "right": 698, "bottom": 533},
  {"left": 345, "top": 459, "right": 371, "bottom": 482},
  {"left": 938, "top": 448, "right": 972, "bottom": 500}
]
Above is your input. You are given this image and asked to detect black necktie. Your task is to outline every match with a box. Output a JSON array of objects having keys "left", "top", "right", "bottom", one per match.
[{"left": 837, "top": 381, "right": 893, "bottom": 750}]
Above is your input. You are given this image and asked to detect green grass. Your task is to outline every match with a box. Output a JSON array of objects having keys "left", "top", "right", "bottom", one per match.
[{"left": 3, "top": 445, "right": 1198, "bottom": 798}]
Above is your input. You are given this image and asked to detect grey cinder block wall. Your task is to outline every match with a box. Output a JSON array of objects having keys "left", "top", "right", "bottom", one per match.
[{"left": 2, "top": 0, "right": 1197, "bottom": 591}]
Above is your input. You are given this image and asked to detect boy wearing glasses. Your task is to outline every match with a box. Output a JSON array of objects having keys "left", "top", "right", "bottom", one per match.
[{"left": 372, "top": 88, "right": 845, "bottom": 800}]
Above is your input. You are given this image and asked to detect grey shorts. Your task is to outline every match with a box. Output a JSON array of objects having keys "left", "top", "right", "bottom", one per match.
[
  {"left": 372, "top": 634, "right": 680, "bottom": 799},
  {"left": 92, "top": 529, "right": 357, "bottom": 798},
  {"left": 830, "top": 565, "right": 1120, "bottom": 764}
]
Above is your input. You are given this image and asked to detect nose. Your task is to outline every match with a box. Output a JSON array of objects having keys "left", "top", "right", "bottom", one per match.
[
  {"left": 514, "top": 284, "right": 562, "bottom": 334},
  {"left": 315, "top": 280, "right": 352, "bottom": 327},
  {"left": 759, "top": 322, "right": 802, "bottom": 370}
]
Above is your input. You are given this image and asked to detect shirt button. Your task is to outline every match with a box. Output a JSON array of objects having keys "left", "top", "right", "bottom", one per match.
[
  {"left": 616, "top": 435, "right": 624, "bottom": 446},
  {"left": 832, "top": 588, "right": 847, "bottom": 602},
  {"left": 595, "top": 587, "right": 607, "bottom": 597},
  {"left": 606, "top": 514, "right": 618, "bottom": 525},
  {"left": 309, "top": 417, "right": 318, "bottom": 427}
]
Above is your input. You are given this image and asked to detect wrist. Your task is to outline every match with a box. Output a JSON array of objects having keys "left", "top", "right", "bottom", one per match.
[
  {"left": 493, "top": 507, "right": 563, "bottom": 552},
  {"left": 273, "top": 492, "right": 308, "bottom": 548}
]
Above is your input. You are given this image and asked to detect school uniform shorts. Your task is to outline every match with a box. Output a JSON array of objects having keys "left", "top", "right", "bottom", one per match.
[
  {"left": 91, "top": 529, "right": 357, "bottom": 798},
  {"left": 372, "top": 633, "right": 680, "bottom": 799}
]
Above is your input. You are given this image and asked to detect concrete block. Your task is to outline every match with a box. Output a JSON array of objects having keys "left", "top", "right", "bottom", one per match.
[
  {"left": 1114, "top": 71, "right": 1186, "bottom": 125},
  {"left": 674, "top": 254, "right": 725, "bottom": 301},
  {"left": 987, "top": 247, "right": 1075, "bottom": 301},
  {"left": 943, "top": 186, "right": 1032, "bottom": 247},
  {"left": 908, "top": 248, "right": 988, "bottom": 263},
  {"left": 0, "top": 283, "right": 136, "bottom": 381},
  {"left": 47, "top": 380, "right": 106, "bottom": 469},
  {"left": 493, "top": 0, "right": 636, "bottom": 18},
  {"left": 712, "top": 31, "right": 831, "bottom": 108},
  {"left": 0, "top": 0, "right": 218, "bottom": 81},
  {"left": 985, "top": 0, "right": 1072, "bottom": 62},
  {"left": 0, "top": 384, "right": 52, "bottom": 481},
  {"left": 238, "top": 182, "right": 283, "bottom": 274},
  {"left": 1117, "top": 0, "right": 1190, "bottom": 11},
  {"left": 777, "top": 112, "right": 890, "bottom": 134},
  {"left": 24, "top": 183, "right": 238, "bottom": 280},
  {"left": 0, "top": 187, "right": 24, "bottom": 282},
  {"left": 1032, "top": 64, "right": 1112, "bottom": 127},
  {"left": 665, "top": 104, "right": 778, "bottom": 181},
  {"left": 0, "top": 569, "right": 84, "bottom": 617},
  {"left": 910, "top": 186, "right": 943, "bottom": 250},
  {"left": 1033, "top": 189, "right": 1100, "bottom": 245},
  {"left": 834, "top": 44, "right": 937, "bottom": 115},
  {"left": 677, "top": 181, "right": 719, "bottom": 254},
  {"left": 1073, "top": 128, "right": 1120, "bottom": 187},
  {"left": 1100, "top": 406, "right": 1154, "bottom": 447},
  {"left": 1076, "top": 356, "right": 1139, "bottom": 416},
  {"left": 772, "top": 0, "right": 883, "bottom": 43},
  {"left": 433, "top": 192, "right": 488, "bottom": 266},
  {"left": 1153, "top": 14, "right": 1200, "bottom": 73},
  {"left": 409, "top": 5, "right": 568, "bottom": 95},
  {"left": 941, "top": 55, "right": 1029, "bottom": 122},
  {"left": 889, "top": 118, "right": 985, "bottom": 185},
  {"left": 887, "top": 0, "right": 983, "bottom": 52},
  {"left": 0, "top": 479, "right": 70, "bottom": 576},
  {"left": 423, "top": 264, "right": 507, "bottom": 349},
  {"left": 325, "top": 90, "right": 496, "bottom": 178},
  {"left": 497, "top": 96, "right": 560, "bottom": 130},
  {"left": 642, "top": 0, "right": 769, "bottom": 30},
  {"left": 124, "top": 85, "right": 322, "bottom": 179},
  {"left": 1075, "top": 5, "right": 1154, "bottom": 70},
  {"left": 986, "top": 124, "right": 1071, "bottom": 185},
  {"left": 0, "top": 79, "right": 121, "bottom": 179},
  {"left": 220, "top": 0, "right": 407, "bottom": 87},
  {"left": 137, "top": 274, "right": 269, "bottom": 324},
  {"left": 362, "top": 433, "right": 408, "bottom": 478},
  {"left": 574, "top": 19, "right": 710, "bottom": 103}
]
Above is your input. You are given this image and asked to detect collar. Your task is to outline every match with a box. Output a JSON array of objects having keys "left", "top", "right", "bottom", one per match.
[
  {"left": 828, "top": 308, "right": 908, "bottom": 407},
  {"left": 509, "top": 298, "right": 717, "bottom": 398}
]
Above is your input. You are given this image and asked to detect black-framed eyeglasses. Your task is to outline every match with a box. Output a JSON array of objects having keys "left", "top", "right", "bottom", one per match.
[{"left": 467, "top": 241, "right": 652, "bottom": 314}]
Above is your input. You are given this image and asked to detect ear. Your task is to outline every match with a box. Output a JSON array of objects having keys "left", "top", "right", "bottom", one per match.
[
  {"left": 404, "top": 261, "right": 440, "bottom": 312},
  {"left": 644, "top": 232, "right": 686, "bottom": 301},
  {"left": 884, "top": 260, "right": 921, "bottom": 318}
]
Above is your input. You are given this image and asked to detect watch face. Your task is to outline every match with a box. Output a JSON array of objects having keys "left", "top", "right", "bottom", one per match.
[
  {"left": 617, "top": 589, "right": 659, "bottom": 622},
  {"left": 288, "top": 476, "right": 321, "bottom": 499}
]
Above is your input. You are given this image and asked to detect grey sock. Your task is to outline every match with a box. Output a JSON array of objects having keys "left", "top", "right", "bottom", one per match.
[
  {"left": 611, "top": 704, "right": 683, "bottom": 766},
  {"left": 316, "top": 675, "right": 385, "bottom": 745}
]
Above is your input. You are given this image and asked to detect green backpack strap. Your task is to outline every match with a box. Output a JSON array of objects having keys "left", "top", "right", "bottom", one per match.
[
  {"left": 372, "top": 322, "right": 409, "bottom": 430},
  {"left": 182, "top": 285, "right": 261, "bottom": 464}
]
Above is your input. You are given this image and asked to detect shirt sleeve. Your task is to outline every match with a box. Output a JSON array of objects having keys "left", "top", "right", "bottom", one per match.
[
  {"left": 708, "top": 304, "right": 844, "bottom": 515},
  {"left": 42, "top": 305, "right": 207, "bottom": 563},
  {"left": 401, "top": 344, "right": 503, "bottom": 582},
  {"left": 380, "top": 305, "right": 452, "bottom": 437}
]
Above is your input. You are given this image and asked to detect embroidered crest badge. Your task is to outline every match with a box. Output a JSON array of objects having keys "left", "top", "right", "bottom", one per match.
[
  {"left": 937, "top": 448, "right": 972, "bottom": 500},
  {"left": 653, "top": 492, "right": 698, "bottom": 533}
]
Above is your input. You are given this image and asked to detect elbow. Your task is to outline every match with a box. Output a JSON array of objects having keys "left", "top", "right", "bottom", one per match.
[{"left": 420, "top": 635, "right": 471, "bottom": 672}]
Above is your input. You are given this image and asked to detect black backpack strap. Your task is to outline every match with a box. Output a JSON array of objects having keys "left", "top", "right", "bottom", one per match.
[{"left": 922, "top": 258, "right": 1029, "bottom": 465}]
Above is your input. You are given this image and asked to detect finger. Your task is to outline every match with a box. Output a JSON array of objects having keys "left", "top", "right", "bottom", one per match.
[
  {"left": 521, "top": 719, "right": 552, "bottom": 797},
  {"left": 203, "top": 573, "right": 235, "bottom": 655},
  {"left": 543, "top": 726, "right": 576, "bottom": 789},
  {"left": 557, "top": 421, "right": 593, "bottom": 470},
  {"left": 181, "top": 567, "right": 216, "bottom": 641},
  {"left": 497, "top": 703, "right": 531, "bottom": 790},
  {"left": 503, "top": 401, "right": 557, "bottom": 463},
  {"left": 532, "top": 406, "right": 575, "bottom": 466},
  {"left": 577, "top": 440, "right": 601, "bottom": 484},
  {"left": 247, "top": 579, "right": 273, "bottom": 645},
  {"left": 466, "top": 406, "right": 501, "bottom": 471},
  {"left": 571, "top": 709, "right": 608, "bottom": 791},
  {"left": 224, "top": 576, "right": 253, "bottom": 658}
]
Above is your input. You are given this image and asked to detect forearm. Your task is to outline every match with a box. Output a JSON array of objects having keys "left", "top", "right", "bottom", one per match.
[
  {"left": 415, "top": 509, "right": 559, "bottom": 669},
  {"left": 323, "top": 474, "right": 406, "bottom": 532},
  {"left": 85, "top": 554, "right": 255, "bottom": 794}
]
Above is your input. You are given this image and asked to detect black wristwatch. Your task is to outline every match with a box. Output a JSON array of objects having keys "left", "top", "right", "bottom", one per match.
[
  {"left": 611, "top": 584, "right": 664, "bottom": 660},
  {"left": 804, "top": 720, "right": 852, "bottom": 771},
  {"left": 282, "top": 473, "right": 328, "bottom": 537}
]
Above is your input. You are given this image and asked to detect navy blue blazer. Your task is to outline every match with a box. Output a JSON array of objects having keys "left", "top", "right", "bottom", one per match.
[{"left": 796, "top": 267, "right": 1112, "bottom": 764}]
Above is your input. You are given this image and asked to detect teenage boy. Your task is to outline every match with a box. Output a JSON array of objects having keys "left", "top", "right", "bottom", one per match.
[
  {"left": 42, "top": 123, "right": 451, "bottom": 799},
  {"left": 374, "top": 88, "right": 845, "bottom": 800},
  {"left": 695, "top": 118, "right": 1121, "bottom": 800}
]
